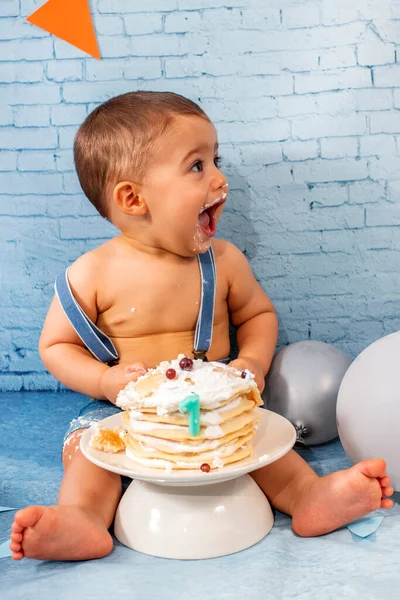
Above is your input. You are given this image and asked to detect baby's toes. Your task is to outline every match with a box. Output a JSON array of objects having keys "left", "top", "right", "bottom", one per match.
[
  {"left": 10, "top": 532, "right": 23, "bottom": 543},
  {"left": 10, "top": 540, "right": 22, "bottom": 553},
  {"left": 11, "top": 520, "right": 24, "bottom": 534},
  {"left": 381, "top": 498, "right": 394, "bottom": 509},
  {"left": 382, "top": 486, "right": 394, "bottom": 497},
  {"left": 379, "top": 476, "right": 391, "bottom": 488}
]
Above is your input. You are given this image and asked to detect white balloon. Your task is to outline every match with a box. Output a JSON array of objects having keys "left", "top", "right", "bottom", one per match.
[
  {"left": 337, "top": 330, "right": 400, "bottom": 491},
  {"left": 263, "top": 341, "right": 352, "bottom": 446}
]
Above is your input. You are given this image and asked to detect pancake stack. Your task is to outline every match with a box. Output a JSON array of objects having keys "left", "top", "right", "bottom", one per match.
[{"left": 90, "top": 354, "right": 263, "bottom": 471}]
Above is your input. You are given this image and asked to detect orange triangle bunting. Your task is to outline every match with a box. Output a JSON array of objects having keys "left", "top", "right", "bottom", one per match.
[{"left": 26, "top": 0, "right": 100, "bottom": 59}]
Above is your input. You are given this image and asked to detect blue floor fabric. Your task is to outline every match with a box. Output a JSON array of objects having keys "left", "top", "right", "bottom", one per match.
[{"left": 1, "top": 391, "right": 399, "bottom": 599}]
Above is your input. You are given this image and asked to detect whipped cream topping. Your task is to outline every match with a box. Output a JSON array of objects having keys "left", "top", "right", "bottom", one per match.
[
  {"left": 129, "top": 419, "right": 185, "bottom": 432},
  {"left": 204, "top": 425, "right": 224, "bottom": 438},
  {"left": 128, "top": 396, "right": 243, "bottom": 426},
  {"left": 125, "top": 444, "right": 248, "bottom": 471},
  {"left": 127, "top": 415, "right": 225, "bottom": 439},
  {"left": 116, "top": 354, "right": 256, "bottom": 416},
  {"left": 201, "top": 396, "right": 242, "bottom": 425},
  {"left": 137, "top": 435, "right": 230, "bottom": 454}
]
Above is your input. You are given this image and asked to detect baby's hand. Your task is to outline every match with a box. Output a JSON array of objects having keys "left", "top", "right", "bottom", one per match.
[
  {"left": 100, "top": 362, "right": 147, "bottom": 404},
  {"left": 229, "top": 357, "right": 266, "bottom": 393}
]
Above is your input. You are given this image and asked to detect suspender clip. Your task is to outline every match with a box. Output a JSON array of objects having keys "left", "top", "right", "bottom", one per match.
[
  {"left": 107, "top": 359, "right": 120, "bottom": 367},
  {"left": 192, "top": 350, "right": 208, "bottom": 362}
]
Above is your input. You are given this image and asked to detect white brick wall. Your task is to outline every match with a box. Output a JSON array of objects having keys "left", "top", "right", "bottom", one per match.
[
  {"left": 46, "top": 61, "right": 83, "bottom": 82},
  {"left": 15, "top": 106, "right": 50, "bottom": 127},
  {"left": 320, "top": 137, "right": 358, "bottom": 159},
  {"left": 0, "top": 0, "right": 19, "bottom": 17},
  {"left": 17, "top": 151, "right": 55, "bottom": 171},
  {"left": 1, "top": 0, "right": 400, "bottom": 390},
  {"left": 0, "top": 62, "right": 43, "bottom": 83},
  {"left": 51, "top": 105, "right": 88, "bottom": 126}
]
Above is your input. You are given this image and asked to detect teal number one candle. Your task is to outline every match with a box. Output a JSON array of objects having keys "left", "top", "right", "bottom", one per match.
[{"left": 179, "top": 393, "right": 200, "bottom": 436}]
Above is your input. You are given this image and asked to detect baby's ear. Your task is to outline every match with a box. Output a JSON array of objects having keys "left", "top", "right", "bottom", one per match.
[{"left": 112, "top": 181, "right": 148, "bottom": 216}]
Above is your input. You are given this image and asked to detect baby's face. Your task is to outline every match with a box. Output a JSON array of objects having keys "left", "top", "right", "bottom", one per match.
[{"left": 140, "top": 115, "right": 228, "bottom": 256}]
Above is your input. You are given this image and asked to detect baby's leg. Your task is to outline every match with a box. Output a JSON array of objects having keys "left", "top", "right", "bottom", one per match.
[
  {"left": 10, "top": 429, "right": 122, "bottom": 561},
  {"left": 252, "top": 449, "right": 394, "bottom": 537}
]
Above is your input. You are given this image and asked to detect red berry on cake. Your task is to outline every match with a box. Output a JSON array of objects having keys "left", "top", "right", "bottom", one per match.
[
  {"left": 179, "top": 357, "right": 193, "bottom": 371},
  {"left": 166, "top": 368, "right": 176, "bottom": 380}
]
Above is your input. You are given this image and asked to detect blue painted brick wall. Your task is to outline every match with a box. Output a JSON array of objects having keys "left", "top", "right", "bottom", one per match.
[{"left": 1, "top": 0, "right": 400, "bottom": 391}]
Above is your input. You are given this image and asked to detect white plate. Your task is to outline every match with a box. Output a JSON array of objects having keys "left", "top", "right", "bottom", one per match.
[{"left": 81, "top": 407, "right": 296, "bottom": 486}]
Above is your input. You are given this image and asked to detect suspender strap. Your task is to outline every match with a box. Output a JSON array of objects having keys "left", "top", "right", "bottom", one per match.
[
  {"left": 54, "top": 247, "right": 217, "bottom": 364},
  {"left": 193, "top": 247, "right": 216, "bottom": 360},
  {"left": 54, "top": 269, "right": 119, "bottom": 364}
]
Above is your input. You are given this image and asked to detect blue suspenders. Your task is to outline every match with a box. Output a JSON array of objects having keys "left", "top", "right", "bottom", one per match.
[
  {"left": 55, "top": 270, "right": 119, "bottom": 364},
  {"left": 193, "top": 247, "right": 216, "bottom": 361},
  {"left": 54, "top": 248, "right": 217, "bottom": 365}
]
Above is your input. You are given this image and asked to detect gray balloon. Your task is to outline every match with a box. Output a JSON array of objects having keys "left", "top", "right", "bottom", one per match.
[
  {"left": 263, "top": 341, "right": 352, "bottom": 446},
  {"left": 337, "top": 330, "right": 400, "bottom": 491}
]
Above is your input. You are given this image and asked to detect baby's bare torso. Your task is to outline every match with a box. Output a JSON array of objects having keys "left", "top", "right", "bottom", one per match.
[{"left": 93, "top": 238, "right": 231, "bottom": 367}]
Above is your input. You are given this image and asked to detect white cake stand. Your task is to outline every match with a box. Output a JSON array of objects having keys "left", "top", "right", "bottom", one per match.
[{"left": 81, "top": 408, "right": 296, "bottom": 560}]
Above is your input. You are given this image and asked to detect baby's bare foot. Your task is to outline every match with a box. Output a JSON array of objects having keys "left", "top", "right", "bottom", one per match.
[
  {"left": 292, "top": 459, "right": 394, "bottom": 537},
  {"left": 9, "top": 505, "right": 113, "bottom": 561}
]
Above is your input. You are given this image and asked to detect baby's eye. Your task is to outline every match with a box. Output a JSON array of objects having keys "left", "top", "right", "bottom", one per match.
[
  {"left": 190, "top": 160, "right": 203, "bottom": 172},
  {"left": 214, "top": 155, "right": 222, "bottom": 168}
]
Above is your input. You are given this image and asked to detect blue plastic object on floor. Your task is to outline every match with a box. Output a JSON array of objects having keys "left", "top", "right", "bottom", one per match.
[{"left": 347, "top": 516, "right": 384, "bottom": 538}]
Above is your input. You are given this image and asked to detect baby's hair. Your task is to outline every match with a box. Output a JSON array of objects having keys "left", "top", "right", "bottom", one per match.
[{"left": 74, "top": 91, "right": 209, "bottom": 219}]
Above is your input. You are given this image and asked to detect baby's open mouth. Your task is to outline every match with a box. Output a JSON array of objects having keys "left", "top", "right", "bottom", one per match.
[{"left": 198, "top": 198, "right": 226, "bottom": 237}]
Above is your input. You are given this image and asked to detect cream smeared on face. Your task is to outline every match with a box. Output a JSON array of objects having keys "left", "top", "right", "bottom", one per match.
[{"left": 194, "top": 183, "right": 229, "bottom": 251}]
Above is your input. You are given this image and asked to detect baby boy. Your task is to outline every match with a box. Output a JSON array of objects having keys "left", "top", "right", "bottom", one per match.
[{"left": 10, "top": 91, "right": 393, "bottom": 561}]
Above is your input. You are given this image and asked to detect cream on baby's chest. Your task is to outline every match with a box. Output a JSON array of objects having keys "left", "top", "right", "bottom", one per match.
[{"left": 106, "top": 276, "right": 202, "bottom": 332}]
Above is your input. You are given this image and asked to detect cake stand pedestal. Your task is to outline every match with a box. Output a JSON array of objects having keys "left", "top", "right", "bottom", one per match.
[{"left": 81, "top": 408, "right": 296, "bottom": 560}]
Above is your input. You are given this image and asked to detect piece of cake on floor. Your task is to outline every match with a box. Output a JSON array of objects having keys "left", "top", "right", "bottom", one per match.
[{"left": 90, "top": 354, "right": 263, "bottom": 471}]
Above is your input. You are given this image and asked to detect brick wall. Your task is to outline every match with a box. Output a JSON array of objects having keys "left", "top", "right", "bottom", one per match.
[{"left": 1, "top": 0, "right": 400, "bottom": 390}]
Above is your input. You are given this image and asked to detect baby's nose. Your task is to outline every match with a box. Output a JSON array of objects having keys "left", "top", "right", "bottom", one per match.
[{"left": 212, "top": 171, "right": 228, "bottom": 192}]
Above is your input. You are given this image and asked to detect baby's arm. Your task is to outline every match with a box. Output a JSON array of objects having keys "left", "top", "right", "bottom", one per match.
[
  {"left": 39, "top": 253, "right": 145, "bottom": 402},
  {"left": 224, "top": 242, "right": 278, "bottom": 392}
]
